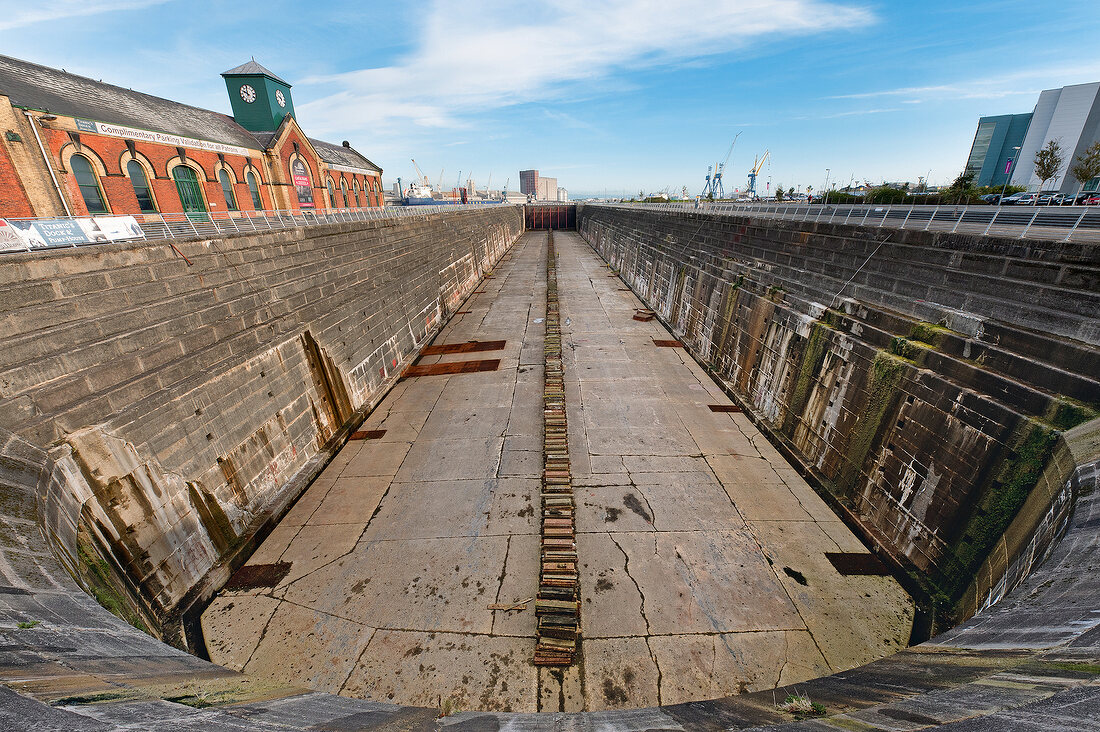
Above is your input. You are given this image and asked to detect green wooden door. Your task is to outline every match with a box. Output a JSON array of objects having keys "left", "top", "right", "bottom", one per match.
[{"left": 172, "top": 166, "right": 208, "bottom": 220}]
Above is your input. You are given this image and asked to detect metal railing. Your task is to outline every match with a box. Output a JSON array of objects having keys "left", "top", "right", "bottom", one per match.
[
  {"left": 1, "top": 203, "right": 517, "bottom": 254},
  {"left": 587, "top": 201, "right": 1100, "bottom": 242}
]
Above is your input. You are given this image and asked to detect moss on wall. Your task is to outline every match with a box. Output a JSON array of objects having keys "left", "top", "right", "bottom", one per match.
[
  {"left": 836, "top": 351, "right": 908, "bottom": 498},
  {"left": 77, "top": 530, "right": 151, "bottom": 635},
  {"left": 932, "top": 421, "right": 1059, "bottom": 614},
  {"left": 782, "top": 321, "right": 830, "bottom": 437}
]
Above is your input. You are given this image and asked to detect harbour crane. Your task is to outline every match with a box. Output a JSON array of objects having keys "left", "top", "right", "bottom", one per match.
[
  {"left": 701, "top": 165, "right": 715, "bottom": 199},
  {"left": 712, "top": 132, "right": 741, "bottom": 200},
  {"left": 746, "top": 150, "right": 770, "bottom": 198},
  {"left": 411, "top": 159, "right": 428, "bottom": 186}
]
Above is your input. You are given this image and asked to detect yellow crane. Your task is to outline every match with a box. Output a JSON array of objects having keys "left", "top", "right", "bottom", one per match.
[{"left": 747, "top": 150, "right": 770, "bottom": 198}]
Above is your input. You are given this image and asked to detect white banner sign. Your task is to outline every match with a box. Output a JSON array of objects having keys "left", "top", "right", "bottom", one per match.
[
  {"left": 325, "top": 162, "right": 380, "bottom": 176},
  {"left": 75, "top": 118, "right": 253, "bottom": 157},
  {"left": 77, "top": 216, "right": 146, "bottom": 243}
]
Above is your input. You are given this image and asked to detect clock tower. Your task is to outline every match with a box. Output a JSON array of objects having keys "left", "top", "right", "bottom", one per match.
[{"left": 222, "top": 59, "right": 295, "bottom": 133}]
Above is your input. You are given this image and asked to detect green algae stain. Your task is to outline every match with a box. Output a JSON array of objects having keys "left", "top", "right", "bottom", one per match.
[
  {"left": 77, "top": 535, "right": 150, "bottom": 635},
  {"left": 935, "top": 420, "right": 1060, "bottom": 611},
  {"left": 782, "top": 321, "right": 830, "bottom": 437},
  {"left": 836, "top": 351, "right": 907, "bottom": 498},
  {"left": 1043, "top": 398, "right": 1098, "bottom": 432},
  {"left": 908, "top": 321, "right": 950, "bottom": 347}
]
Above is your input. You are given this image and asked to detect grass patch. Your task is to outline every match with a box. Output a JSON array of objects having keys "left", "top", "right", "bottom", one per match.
[
  {"left": 16, "top": 620, "right": 41, "bottom": 629},
  {"left": 776, "top": 693, "right": 826, "bottom": 719},
  {"left": 1041, "top": 661, "right": 1100, "bottom": 675}
]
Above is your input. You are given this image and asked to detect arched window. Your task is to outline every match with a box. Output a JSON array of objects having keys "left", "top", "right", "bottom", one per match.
[
  {"left": 353, "top": 179, "right": 362, "bottom": 207},
  {"left": 246, "top": 171, "right": 262, "bottom": 209},
  {"left": 126, "top": 160, "right": 157, "bottom": 212},
  {"left": 71, "top": 154, "right": 107, "bottom": 213},
  {"left": 327, "top": 177, "right": 337, "bottom": 208},
  {"left": 340, "top": 179, "right": 349, "bottom": 207},
  {"left": 171, "top": 165, "right": 206, "bottom": 215},
  {"left": 218, "top": 169, "right": 238, "bottom": 211}
]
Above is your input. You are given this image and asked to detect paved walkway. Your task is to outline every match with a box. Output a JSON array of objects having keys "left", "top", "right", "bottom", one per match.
[{"left": 202, "top": 231, "right": 912, "bottom": 713}]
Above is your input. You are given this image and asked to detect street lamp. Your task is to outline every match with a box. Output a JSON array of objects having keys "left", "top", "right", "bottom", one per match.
[
  {"left": 823, "top": 168, "right": 831, "bottom": 205},
  {"left": 999, "top": 146, "right": 1021, "bottom": 207}
]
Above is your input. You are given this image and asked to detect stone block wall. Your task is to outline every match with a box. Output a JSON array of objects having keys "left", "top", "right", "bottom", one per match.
[
  {"left": 578, "top": 205, "right": 1099, "bottom": 624},
  {"left": 0, "top": 206, "right": 523, "bottom": 642}
]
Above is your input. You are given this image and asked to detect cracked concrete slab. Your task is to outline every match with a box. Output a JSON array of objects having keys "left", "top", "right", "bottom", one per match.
[{"left": 201, "top": 231, "right": 913, "bottom": 714}]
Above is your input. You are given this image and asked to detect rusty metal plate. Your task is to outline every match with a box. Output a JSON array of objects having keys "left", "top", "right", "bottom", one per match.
[
  {"left": 472, "top": 290, "right": 487, "bottom": 294},
  {"left": 825, "top": 552, "right": 890, "bottom": 576},
  {"left": 421, "top": 340, "right": 506, "bottom": 356},
  {"left": 456, "top": 310, "right": 472, "bottom": 314},
  {"left": 708, "top": 404, "right": 742, "bottom": 413},
  {"left": 652, "top": 339, "right": 684, "bottom": 348},
  {"left": 404, "top": 359, "right": 501, "bottom": 378},
  {"left": 224, "top": 562, "right": 291, "bottom": 591},
  {"left": 350, "top": 429, "right": 387, "bottom": 440}
]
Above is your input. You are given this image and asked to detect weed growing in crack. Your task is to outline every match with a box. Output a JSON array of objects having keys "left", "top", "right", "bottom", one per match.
[{"left": 776, "top": 693, "right": 826, "bottom": 718}]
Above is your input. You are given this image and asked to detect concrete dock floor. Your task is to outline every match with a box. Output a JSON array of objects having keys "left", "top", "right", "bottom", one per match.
[{"left": 201, "top": 231, "right": 913, "bottom": 712}]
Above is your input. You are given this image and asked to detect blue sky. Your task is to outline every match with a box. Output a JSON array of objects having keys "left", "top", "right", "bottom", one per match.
[{"left": 2, "top": 0, "right": 1098, "bottom": 197}]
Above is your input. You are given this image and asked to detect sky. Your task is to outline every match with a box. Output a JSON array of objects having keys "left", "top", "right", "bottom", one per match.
[{"left": 1, "top": 0, "right": 1098, "bottom": 198}]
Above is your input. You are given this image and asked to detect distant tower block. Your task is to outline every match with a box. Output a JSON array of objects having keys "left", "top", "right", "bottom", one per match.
[{"left": 520, "top": 169, "right": 539, "bottom": 196}]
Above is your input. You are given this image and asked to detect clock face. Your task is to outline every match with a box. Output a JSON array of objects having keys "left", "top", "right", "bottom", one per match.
[
  {"left": 240, "top": 84, "right": 256, "bottom": 103},
  {"left": 275, "top": 90, "right": 286, "bottom": 108}
]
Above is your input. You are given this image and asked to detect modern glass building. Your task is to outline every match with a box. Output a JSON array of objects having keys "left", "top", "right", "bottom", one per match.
[
  {"left": 963, "top": 113, "right": 1032, "bottom": 188},
  {"left": 1011, "top": 81, "right": 1100, "bottom": 193}
]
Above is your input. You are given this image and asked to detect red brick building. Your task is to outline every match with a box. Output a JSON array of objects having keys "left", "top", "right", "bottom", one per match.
[{"left": 0, "top": 56, "right": 383, "bottom": 219}]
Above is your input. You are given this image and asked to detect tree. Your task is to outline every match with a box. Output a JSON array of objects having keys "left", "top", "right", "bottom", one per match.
[
  {"left": 775, "top": 185, "right": 785, "bottom": 202},
  {"left": 1033, "top": 139, "right": 1065, "bottom": 198},
  {"left": 1069, "top": 141, "right": 1100, "bottom": 195},
  {"left": 949, "top": 170, "right": 975, "bottom": 190}
]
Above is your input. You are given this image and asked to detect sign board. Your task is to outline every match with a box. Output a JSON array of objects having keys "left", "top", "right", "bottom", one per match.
[
  {"left": 292, "top": 159, "right": 315, "bottom": 208},
  {"left": 76, "top": 216, "right": 146, "bottom": 242},
  {"left": 4, "top": 219, "right": 85, "bottom": 248},
  {"left": 74, "top": 118, "right": 253, "bottom": 157},
  {"left": 0, "top": 219, "right": 26, "bottom": 251}
]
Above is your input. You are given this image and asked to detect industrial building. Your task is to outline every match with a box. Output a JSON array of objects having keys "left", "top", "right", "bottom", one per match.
[
  {"left": 520, "top": 168, "right": 567, "bottom": 201},
  {"left": 0, "top": 55, "right": 383, "bottom": 220},
  {"left": 519, "top": 169, "right": 539, "bottom": 197},
  {"left": 963, "top": 113, "right": 1032, "bottom": 187}
]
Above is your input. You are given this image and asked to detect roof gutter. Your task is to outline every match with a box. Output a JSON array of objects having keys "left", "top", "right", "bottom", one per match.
[{"left": 24, "top": 110, "right": 72, "bottom": 216}]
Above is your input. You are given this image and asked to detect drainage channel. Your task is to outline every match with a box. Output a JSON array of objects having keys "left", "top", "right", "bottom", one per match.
[{"left": 535, "top": 228, "right": 580, "bottom": 665}]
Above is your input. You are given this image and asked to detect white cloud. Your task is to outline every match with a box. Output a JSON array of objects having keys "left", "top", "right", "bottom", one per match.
[
  {"left": 829, "top": 61, "right": 1100, "bottom": 104},
  {"left": 297, "top": 0, "right": 873, "bottom": 137},
  {"left": 0, "top": 0, "right": 170, "bottom": 31}
]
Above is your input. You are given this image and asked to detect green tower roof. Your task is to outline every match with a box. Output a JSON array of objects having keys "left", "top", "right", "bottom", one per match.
[{"left": 221, "top": 59, "right": 290, "bottom": 87}]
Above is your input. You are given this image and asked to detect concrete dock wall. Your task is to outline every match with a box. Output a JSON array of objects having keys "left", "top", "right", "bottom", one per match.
[
  {"left": 0, "top": 206, "right": 524, "bottom": 643},
  {"left": 578, "top": 205, "right": 1099, "bottom": 623}
]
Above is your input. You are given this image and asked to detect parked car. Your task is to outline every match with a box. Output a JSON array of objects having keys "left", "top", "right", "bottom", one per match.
[
  {"left": 1086, "top": 195, "right": 1100, "bottom": 205},
  {"left": 979, "top": 193, "right": 1001, "bottom": 204},
  {"left": 1002, "top": 192, "right": 1037, "bottom": 205},
  {"left": 1049, "top": 193, "right": 1076, "bottom": 205}
]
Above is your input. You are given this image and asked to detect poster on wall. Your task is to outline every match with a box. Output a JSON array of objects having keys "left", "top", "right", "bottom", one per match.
[
  {"left": 77, "top": 216, "right": 146, "bottom": 242},
  {"left": 291, "top": 159, "right": 315, "bottom": 208},
  {"left": 0, "top": 219, "right": 26, "bottom": 251}
]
